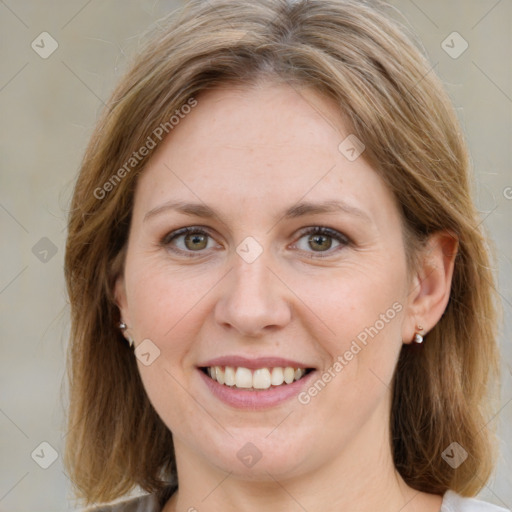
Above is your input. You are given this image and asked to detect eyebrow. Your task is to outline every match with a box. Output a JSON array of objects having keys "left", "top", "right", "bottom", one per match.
[{"left": 143, "top": 199, "right": 372, "bottom": 224}]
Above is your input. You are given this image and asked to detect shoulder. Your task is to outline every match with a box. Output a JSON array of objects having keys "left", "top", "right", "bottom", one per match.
[
  {"left": 83, "top": 493, "right": 161, "bottom": 512},
  {"left": 81, "top": 483, "right": 177, "bottom": 512},
  {"left": 442, "top": 490, "right": 510, "bottom": 512}
]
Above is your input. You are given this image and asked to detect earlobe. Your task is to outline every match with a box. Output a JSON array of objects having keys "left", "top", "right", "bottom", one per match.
[
  {"left": 114, "top": 274, "right": 135, "bottom": 347},
  {"left": 114, "top": 273, "right": 126, "bottom": 310},
  {"left": 114, "top": 273, "right": 130, "bottom": 326},
  {"left": 402, "top": 231, "right": 458, "bottom": 344}
]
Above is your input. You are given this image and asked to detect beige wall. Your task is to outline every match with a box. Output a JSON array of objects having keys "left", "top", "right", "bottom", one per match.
[{"left": 0, "top": 1, "right": 510, "bottom": 510}]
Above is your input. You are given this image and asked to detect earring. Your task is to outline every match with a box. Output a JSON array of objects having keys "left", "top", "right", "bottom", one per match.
[
  {"left": 126, "top": 335, "right": 134, "bottom": 348},
  {"left": 413, "top": 325, "right": 424, "bottom": 344},
  {"left": 118, "top": 321, "right": 134, "bottom": 348}
]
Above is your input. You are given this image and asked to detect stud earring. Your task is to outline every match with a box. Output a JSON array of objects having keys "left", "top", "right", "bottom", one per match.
[{"left": 413, "top": 325, "right": 424, "bottom": 344}]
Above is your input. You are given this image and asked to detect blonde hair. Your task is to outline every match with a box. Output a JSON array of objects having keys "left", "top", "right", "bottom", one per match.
[{"left": 64, "top": 0, "right": 501, "bottom": 506}]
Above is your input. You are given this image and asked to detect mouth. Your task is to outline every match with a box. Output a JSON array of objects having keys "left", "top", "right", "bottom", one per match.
[
  {"left": 197, "top": 356, "right": 318, "bottom": 409},
  {"left": 199, "top": 365, "right": 315, "bottom": 391}
]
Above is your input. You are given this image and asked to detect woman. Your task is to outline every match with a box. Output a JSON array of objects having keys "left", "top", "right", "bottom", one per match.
[{"left": 64, "top": 1, "right": 508, "bottom": 511}]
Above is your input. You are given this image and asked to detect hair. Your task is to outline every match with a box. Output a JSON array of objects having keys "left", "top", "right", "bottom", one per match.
[{"left": 64, "top": 0, "right": 501, "bottom": 506}]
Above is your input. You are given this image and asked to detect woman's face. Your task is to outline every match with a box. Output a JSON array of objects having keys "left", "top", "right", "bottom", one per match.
[{"left": 116, "top": 82, "right": 417, "bottom": 479}]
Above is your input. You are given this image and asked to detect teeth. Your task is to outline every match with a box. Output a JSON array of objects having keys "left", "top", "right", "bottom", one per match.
[
  {"left": 224, "top": 366, "right": 236, "bottom": 386},
  {"left": 253, "top": 368, "right": 271, "bottom": 389},
  {"left": 215, "top": 366, "right": 225, "bottom": 385},
  {"left": 284, "top": 367, "right": 295, "bottom": 384},
  {"left": 235, "top": 367, "right": 253, "bottom": 388},
  {"left": 271, "top": 367, "right": 284, "bottom": 386},
  {"left": 206, "top": 365, "right": 308, "bottom": 389}
]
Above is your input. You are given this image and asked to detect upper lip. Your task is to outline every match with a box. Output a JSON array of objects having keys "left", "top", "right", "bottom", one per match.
[{"left": 198, "top": 356, "right": 314, "bottom": 370}]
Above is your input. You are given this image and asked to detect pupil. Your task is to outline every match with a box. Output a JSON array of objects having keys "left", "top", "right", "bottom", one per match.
[
  {"left": 310, "top": 234, "right": 331, "bottom": 251},
  {"left": 186, "top": 233, "right": 207, "bottom": 250}
]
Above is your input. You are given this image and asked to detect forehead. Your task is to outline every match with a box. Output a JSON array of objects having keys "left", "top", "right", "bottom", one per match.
[{"left": 133, "top": 82, "right": 398, "bottom": 228}]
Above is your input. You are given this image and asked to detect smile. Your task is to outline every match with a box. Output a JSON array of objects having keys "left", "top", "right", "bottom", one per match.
[
  {"left": 197, "top": 356, "right": 317, "bottom": 408},
  {"left": 202, "top": 366, "right": 313, "bottom": 390}
]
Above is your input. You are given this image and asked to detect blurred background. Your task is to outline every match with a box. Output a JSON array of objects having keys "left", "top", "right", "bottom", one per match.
[{"left": 0, "top": 0, "right": 510, "bottom": 510}]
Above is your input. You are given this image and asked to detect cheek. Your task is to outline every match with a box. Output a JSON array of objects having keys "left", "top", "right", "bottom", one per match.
[
  {"left": 125, "top": 261, "right": 210, "bottom": 428},
  {"left": 288, "top": 258, "right": 407, "bottom": 414},
  {"left": 124, "top": 260, "right": 226, "bottom": 418},
  {"left": 288, "top": 264, "right": 405, "bottom": 447},
  {"left": 126, "top": 259, "right": 218, "bottom": 345},
  {"left": 289, "top": 259, "right": 406, "bottom": 351}
]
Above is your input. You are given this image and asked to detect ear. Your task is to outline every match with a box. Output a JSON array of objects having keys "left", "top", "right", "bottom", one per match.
[
  {"left": 114, "top": 273, "right": 133, "bottom": 343},
  {"left": 402, "top": 231, "right": 458, "bottom": 344},
  {"left": 114, "top": 273, "right": 127, "bottom": 315}
]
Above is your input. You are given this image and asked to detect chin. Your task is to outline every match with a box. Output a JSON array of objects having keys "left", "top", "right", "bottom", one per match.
[{"left": 195, "top": 427, "right": 315, "bottom": 480}]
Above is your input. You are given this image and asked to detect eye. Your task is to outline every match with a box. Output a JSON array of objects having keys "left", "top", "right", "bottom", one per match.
[
  {"left": 293, "top": 226, "right": 350, "bottom": 257},
  {"left": 161, "top": 227, "right": 218, "bottom": 256}
]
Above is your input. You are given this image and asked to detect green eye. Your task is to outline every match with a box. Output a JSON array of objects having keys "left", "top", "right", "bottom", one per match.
[
  {"left": 294, "top": 227, "right": 350, "bottom": 257},
  {"left": 162, "top": 227, "right": 215, "bottom": 256},
  {"left": 307, "top": 233, "right": 333, "bottom": 251},
  {"left": 161, "top": 225, "right": 350, "bottom": 259},
  {"left": 182, "top": 232, "right": 209, "bottom": 251}
]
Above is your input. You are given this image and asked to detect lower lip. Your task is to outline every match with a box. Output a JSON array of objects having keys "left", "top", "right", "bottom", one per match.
[{"left": 198, "top": 368, "right": 316, "bottom": 409}]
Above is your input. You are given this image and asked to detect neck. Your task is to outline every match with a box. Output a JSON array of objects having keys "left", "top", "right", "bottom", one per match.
[{"left": 163, "top": 399, "right": 442, "bottom": 512}]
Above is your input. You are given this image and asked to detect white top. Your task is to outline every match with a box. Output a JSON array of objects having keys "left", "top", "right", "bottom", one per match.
[
  {"left": 87, "top": 489, "right": 511, "bottom": 511},
  {"left": 441, "top": 490, "right": 510, "bottom": 511}
]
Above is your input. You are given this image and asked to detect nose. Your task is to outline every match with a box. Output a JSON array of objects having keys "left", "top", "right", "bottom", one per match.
[{"left": 214, "top": 251, "right": 292, "bottom": 338}]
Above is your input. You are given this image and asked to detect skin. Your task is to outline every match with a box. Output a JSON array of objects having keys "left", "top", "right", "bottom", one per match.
[{"left": 115, "top": 81, "right": 457, "bottom": 512}]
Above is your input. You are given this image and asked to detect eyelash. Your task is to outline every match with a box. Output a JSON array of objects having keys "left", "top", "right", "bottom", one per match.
[
  {"left": 160, "top": 226, "right": 351, "bottom": 259},
  {"left": 294, "top": 226, "right": 351, "bottom": 258}
]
